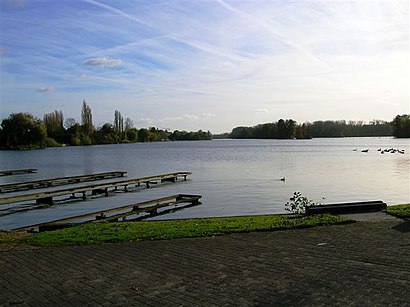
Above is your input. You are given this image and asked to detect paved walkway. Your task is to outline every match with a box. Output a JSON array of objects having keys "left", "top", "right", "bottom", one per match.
[{"left": 0, "top": 218, "right": 409, "bottom": 306}]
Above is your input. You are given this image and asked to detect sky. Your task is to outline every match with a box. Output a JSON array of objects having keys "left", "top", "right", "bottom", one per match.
[{"left": 0, "top": 0, "right": 409, "bottom": 133}]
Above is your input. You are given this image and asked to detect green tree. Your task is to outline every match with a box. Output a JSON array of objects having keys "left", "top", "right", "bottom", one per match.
[
  {"left": 137, "top": 128, "right": 150, "bottom": 142},
  {"left": 392, "top": 114, "right": 410, "bottom": 138},
  {"left": 81, "top": 100, "right": 94, "bottom": 136},
  {"left": 0, "top": 113, "right": 47, "bottom": 149},
  {"left": 114, "top": 110, "right": 124, "bottom": 142},
  {"left": 95, "top": 123, "right": 117, "bottom": 144},
  {"left": 124, "top": 117, "right": 134, "bottom": 140},
  {"left": 126, "top": 128, "right": 138, "bottom": 142},
  {"left": 43, "top": 110, "right": 64, "bottom": 143}
]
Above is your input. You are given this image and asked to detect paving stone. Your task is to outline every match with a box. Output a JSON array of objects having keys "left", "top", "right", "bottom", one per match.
[{"left": 0, "top": 220, "right": 409, "bottom": 306}]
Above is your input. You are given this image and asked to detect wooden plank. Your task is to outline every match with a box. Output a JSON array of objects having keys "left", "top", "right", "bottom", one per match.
[
  {"left": 0, "top": 171, "right": 127, "bottom": 193},
  {"left": 0, "top": 172, "right": 192, "bottom": 206},
  {"left": 0, "top": 169, "right": 37, "bottom": 176},
  {"left": 305, "top": 200, "right": 387, "bottom": 215},
  {"left": 93, "top": 195, "right": 202, "bottom": 223},
  {"left": 13, "top": 194, "right": 202, "bottom": 232}
]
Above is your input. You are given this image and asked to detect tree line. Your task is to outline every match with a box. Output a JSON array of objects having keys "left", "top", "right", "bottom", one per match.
[
  {"left": 0, "top": 100, "right": 212, "bottom": 150},
  {"left": 230, "top": 119, "right": 311, "bottom": 139},
  {"left": 227, "top": 116, "right": 409, "bottom": 139},
  {"left": 392, "top": 114, "right": 410, "bottom": 138}
]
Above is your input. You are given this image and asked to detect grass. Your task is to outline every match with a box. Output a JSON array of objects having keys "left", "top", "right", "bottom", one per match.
[
  {"left": 0, "top": 231, "right": 29, "bottom": 244},
  {"left": 0, "top": 231, "right": 32, "bottom": 250},
  {"left": 22, "top": 214, "right": 351, "bottom": 247},
  {"left": 386, "top": 204, "right": 410, "bottom": 219}
]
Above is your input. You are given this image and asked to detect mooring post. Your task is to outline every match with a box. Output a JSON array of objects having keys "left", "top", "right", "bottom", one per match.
[
  {"left": 192, "top": 197, "right": 200, "bottom": 204},
  {"left": 104, "top": 188, "right": 108, "bottom": 197},
  {"left": 36, "top": 197, "right": 53, "bottom": 206},
  {"left": 95, "top": 213, "right": 106, "bottom": 220}
]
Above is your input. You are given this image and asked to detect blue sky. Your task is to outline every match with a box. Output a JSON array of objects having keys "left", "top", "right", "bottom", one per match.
[{"left": 0, "top": 0, "right": 408, "bottom": 133}]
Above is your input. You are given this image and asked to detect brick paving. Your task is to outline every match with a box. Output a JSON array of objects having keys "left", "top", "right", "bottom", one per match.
[{"left": 0, "top": 219, "right": 409, "bottom": 306}]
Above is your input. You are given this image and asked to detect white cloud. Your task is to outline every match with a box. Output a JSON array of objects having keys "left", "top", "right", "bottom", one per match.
[
  {"left": 160, "top": 114, "right": 199, "bottom": 122},
  {"left": 36, "top": 86, "right": 54, "bottom": 93},
  {"left": 219, "top": 62, "right": 236, "bottom": 70},
  {"left": 84, "top": 57, "right": 122, "bottom": 68},
  {"left": 202, "top": 113, "right": 216, "bottom": 118},
  {"left": 256, "top": 109, "right": 269, "bottom": 113}
]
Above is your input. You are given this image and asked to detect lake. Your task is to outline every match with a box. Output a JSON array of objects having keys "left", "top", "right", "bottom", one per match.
[{"left": 0, "top": 137, "right": 409, "bottom": 230}]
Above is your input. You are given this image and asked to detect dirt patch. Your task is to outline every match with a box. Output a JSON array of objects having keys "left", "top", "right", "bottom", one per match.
[{"left": 0, "top": 231, "right": 38, "bottom": 252}]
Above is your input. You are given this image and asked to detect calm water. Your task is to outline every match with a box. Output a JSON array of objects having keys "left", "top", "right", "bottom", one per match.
[{"left": 0, "top": 137, "right": 409, "bottom": 230}]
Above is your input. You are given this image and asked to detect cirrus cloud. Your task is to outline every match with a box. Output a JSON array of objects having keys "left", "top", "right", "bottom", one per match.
[{"left": 84, "top": 57, "right": 122, "bottom": 68}]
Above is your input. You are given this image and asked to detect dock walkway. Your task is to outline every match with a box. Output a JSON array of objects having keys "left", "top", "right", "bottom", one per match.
[
  {"left": 0, "top": 171, "right": 127, "bottom": 193},
  {"left": 14, "top": 194, "right": 202, "bottom": 232},
  {"left": 0, "top": 169, "right": 37, "bottom": 176},
  {"left": 0, "top": 172, "right": 191, "bottom": 206}
]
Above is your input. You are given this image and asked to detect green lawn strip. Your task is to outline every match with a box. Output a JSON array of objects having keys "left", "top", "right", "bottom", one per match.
[
  {"left": 385, "top": 204, "right": 410, "bottom": 219},
  {"left": 0, "top": 231, "right": 31, "bottom": 248},
  {"left": 26, "top": 214, "right": 351, "bottom": 247}
]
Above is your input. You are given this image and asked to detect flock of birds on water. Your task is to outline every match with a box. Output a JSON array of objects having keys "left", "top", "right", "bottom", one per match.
[
  {"left": 353, "top": 148, "right": 405, "bottom": 154},
  {"left": 277, "top": 147, "right": 406, "bottom": 182}
]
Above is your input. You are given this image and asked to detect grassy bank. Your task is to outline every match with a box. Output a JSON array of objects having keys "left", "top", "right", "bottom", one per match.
[
  {"left": 386, "top": 204, "right": 410, "bottom": 219},
  {"left": 21, "top": 214, "right": 350, "bottom": 247}
]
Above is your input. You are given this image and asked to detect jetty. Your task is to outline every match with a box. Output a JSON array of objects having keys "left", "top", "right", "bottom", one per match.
[
  {"left": 0, "top": 169, "right": 37, "bottom": 176},
  {"left": 0, "top": 172, "right": 191, "bottom": 206},
  {"left": 14, "top": 194, "right": 202, "bottom": 232},
  {"left": 0, "top": 171, "right": 127, "bottom": 193}
]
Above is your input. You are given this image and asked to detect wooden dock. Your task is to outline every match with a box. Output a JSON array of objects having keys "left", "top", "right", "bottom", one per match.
[
  {"left": 0, "top": 171, "right": 127, "bottom": 193},
  {"left": 0, "top": 169, "right": 37, "bottom": 176},
  {"left": 0, "top": 172, "right": 192, "bottom": 206},
  {"left": 13, "top": 194, "right": 202, "bottom": 232}
]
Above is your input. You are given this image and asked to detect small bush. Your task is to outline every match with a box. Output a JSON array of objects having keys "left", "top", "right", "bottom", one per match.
[
  {"left": 45, "top": 137, "right": 59, "bottom": 147},
  {"left": 285, "top": 192, "right": 316, "bottom": 214}
]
